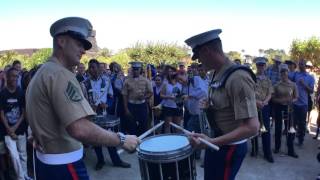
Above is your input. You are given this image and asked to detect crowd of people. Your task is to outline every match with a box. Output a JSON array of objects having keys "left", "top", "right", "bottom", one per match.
[
  {"left": 0, "top": 16, "right": 319, "bottom": 180},
  {"left": 0, "top": 55, "right": 318, "bottom": 179}
]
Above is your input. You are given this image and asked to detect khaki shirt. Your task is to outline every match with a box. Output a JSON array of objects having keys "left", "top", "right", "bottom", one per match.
[
  {"left": 208, "top": 61, "right": 257, "bottom": 134},
  {"left": 122, "top": 76, "right": 153, "bottom": 101},
  {"left": 273, "top": 80, "right": 298, "bottom": 105},
  {"left": 255, "top": 75, "right": 273, "bottom": 102},
  {"left": 26, "top": 57, "right": 95, "bottom": 154}
]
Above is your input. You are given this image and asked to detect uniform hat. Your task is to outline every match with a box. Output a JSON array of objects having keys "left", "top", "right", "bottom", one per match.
[
  {"left": 50, "top": 17, "right": 93, "bottom": 50},
  {"left": 185, "top": 29, "right": 222, "bottom": 60},
  {"left": 279, "top": 64, "right": 289, "bottom": 72},
  {"left": 254, "top": 57, "right": 267, "bottom": 65},
  {"left": 285, "top": 60, "right": 295, "bottom": 65},
  {"left": 130, "top": 61, "right": 142, "bottom": 68},
  {"left": 272, "top": 55, "right": 282, "bottom": 62},
  {"left": 306, "top": 61, "right": 313, "bottom": 67}
]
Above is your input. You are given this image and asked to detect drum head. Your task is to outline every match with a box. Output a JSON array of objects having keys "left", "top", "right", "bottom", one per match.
[
  {"left": 137, "top": 134, "right": 192, "bottom": 163},
  {"left": 139, "top": 135, "right": 189, "bottom": 152}
]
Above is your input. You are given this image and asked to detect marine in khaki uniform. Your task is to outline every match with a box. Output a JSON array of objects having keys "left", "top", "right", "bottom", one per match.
[
  {"left": 122, "top": 62, "right": 153, "bottom": 136},
  {"left": 272, "top": 64, "right": 299, "bottom": 158},
  {"left": 250, "top": 57, "right": 274, "bottom": 162},
  {"left": 26, "top": 17, "right": 139, "bottom": 180},
  {"left": 185, "top": 29, "right": 259, "bottom": 180}
]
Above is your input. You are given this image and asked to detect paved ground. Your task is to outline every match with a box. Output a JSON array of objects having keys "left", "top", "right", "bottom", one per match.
[{"left": 84, "top": 109, "right": 320, "bottom": 180}]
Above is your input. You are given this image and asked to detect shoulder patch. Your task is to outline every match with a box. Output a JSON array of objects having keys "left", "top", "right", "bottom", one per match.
[{"left": 65, "top": 81, "right": 83, "bottom": 102}]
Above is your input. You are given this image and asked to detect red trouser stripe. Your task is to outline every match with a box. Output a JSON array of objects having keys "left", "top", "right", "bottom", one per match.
[
  {"left": 224, "top": 145, "right": 236, "bottom": 180},
  {"left": 67, "top": 163, "right": 79, "bottom": 180}
]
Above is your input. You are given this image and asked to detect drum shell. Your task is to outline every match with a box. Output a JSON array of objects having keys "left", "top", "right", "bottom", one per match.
[{"left": 137, "top": 134, "right": 196, "bottom": 180}]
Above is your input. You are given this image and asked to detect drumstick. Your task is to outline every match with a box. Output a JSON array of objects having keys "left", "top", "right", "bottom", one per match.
[
  {"left": 169, "top": 122, "right": 220, "bottom": 151},
  {"left": 117, "top": 121, "right": 165, "bottom": 154}
]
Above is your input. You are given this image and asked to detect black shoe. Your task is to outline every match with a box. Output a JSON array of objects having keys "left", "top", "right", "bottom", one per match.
[
  {"left": 264, "top": 155, "right": 274, "bottom": 163},
  {"left": 95, "top": 161, "right": 105, "bottom": 171},
  {"left": 273, "top": 149, "right": 279, "bottom": 154},
  {"left": 114, "top": 161, "right": 131, "bottom": 168},
  {"left": 288, "top": 152, "right": 299, "bottom": 158},
  {"left": 314, "top": 136, "right": 318, "bottom": 140}
]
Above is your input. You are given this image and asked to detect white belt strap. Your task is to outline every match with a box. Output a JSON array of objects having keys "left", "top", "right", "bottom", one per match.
[{"left": 36, "top": 147, "right": 83, "bottom": 165}]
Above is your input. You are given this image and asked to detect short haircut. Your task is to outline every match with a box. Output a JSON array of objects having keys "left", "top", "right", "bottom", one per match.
[
  {"left": 88, "top": 59, "right": 99, "bottom": 68},
  {"left": 6, "top": 67, "right": 18, "bottom": 78},
  {"left": 12, "top": 60, "right": 21, "bottom": 66}
]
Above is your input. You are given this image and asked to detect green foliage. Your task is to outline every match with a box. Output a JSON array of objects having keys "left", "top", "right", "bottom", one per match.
[
  {"left": 226, "top": 51, "right": 242, "bottom": 61},
  {"left": 125, "top": 42, "right": 189, "bottom": 66},
  {"left": 290, "top": 36, "right": 320, "bottom": 66},
  {"left": 0, "top": 49, "right": 51, "bottom": 70},
  {"left": 261, "top": 48, "right": 289, "bottom": 63},
  {"left": 25, "top": 48, "right": 52, "bottom": 69}
]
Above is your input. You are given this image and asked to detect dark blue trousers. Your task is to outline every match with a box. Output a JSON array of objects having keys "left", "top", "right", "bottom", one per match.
[
  {"left": 274, "top": 103, "right": 295, "bottom": 153},
  {"left": 204, "top": 142, "right": 247, "bottom": 180},
  {"left": 35, "top": 157, "right": 89, "bottom": 180},
  {"left": 293, "top": 104, "right": 308, "bottom": 144},
  {"left": 94, "top": 146, "right": 121, "bottom": 165},
  {"left": 251, "top": 105, "right": 272, "bottom": 156},
  {"left": 127, "top": 102, "right": 148, "bottom": 136}
]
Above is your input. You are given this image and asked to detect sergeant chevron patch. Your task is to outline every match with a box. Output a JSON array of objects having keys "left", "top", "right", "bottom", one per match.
[{"left": 65, "top": 81, "right": 83, "bottom": 102}]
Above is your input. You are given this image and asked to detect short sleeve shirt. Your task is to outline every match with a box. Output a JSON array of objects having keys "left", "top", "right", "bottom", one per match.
[
  {"left": 273, "top": 81, "right": 298, "bottom": 105},
  {"left": 122, "top": 76, "right": 153, "bottom": 101},
  {"left": 0, "top": 87, "right": 27, "bottom": 135},
  {"left": 255, "top": 75, "right": 273, "bottom": 102},
  {"left": 26, "top": 57, "right": 95, "bottom": 154},
  {"left": 208, "top": 61, "right": 258, "bottom": 134}
]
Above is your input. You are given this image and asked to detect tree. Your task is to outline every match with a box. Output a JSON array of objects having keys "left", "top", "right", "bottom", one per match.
[
  {"left": 263, "top": 48, "right": 289, "bottom": 64},
  {"left": 226, "top": 51, "right": 242, "bottom": 61},
  {"left": 125, "top": 42, "right": 189, "bottom": 67},
  {"left": 24, "top": 48, "right": 52, "bottom": 69},
  {"left": 290, "top": 36, "right": 320, "bottom": 66}
]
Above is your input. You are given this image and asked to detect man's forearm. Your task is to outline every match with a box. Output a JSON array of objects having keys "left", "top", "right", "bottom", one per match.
[{"left": 67, "top": 118, "right": 120, "bottom": 147}]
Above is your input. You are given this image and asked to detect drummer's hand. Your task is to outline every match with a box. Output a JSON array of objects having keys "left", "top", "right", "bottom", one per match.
[
  {"left": 123, "top": 135, "right": 140, "bottom": 153},
  {"left": 189, "top": 132, "right": 210, "bottom": 149},
  {"left": 199, "top": 98, "right": 209, "bottom": 109}
]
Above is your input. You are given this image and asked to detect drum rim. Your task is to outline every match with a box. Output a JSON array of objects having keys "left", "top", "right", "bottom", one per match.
[
  {"left": 91, "top": 115, "right": 120, "bottom": 128},
  {"left": 137, "top": 134, "right": 193, "bottom": 163}
]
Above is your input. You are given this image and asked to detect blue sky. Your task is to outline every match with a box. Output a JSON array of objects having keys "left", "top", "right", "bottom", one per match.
[{"left": 1, "top": 0, "right": 320, "bottom": 55}]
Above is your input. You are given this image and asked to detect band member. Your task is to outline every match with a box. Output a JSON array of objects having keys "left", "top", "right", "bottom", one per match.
[
  {"left": 26, "top": 17, "right": 139, "bottom": 180},
  {"left": 250, "top": 57, "right": 274, "bottom": 163},
  {"left": 122, "top": 62, "right": 153, "bottom": 136},
  {"left": 186, "top": 29, "right": 259, "bottom": 180},
  {"left": 272, "top": 64, "right": 299, "bottom": 158},
  {"left": 81, "top": 59, "right": 130, "bottom": 170}
]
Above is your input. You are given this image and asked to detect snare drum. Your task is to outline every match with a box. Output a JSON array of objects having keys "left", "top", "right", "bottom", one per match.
[
  {"left": 92, "top": 114, "right": 120, "bottom": 131},
  {"left": 137, "top": 134, "right": 196, "bottom": 180}
]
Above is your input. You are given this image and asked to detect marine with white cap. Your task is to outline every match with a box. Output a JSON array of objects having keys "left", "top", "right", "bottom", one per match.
[
  {"left": 250, "top": 57, "right": 274, "bottom": 163},
  {"left": 272, "top": 63, "right": 299, "bottom": 158},
  {"left": 185, "top": 29, "right": 259, "bottom": 180},
  {"left": 122, "top": 61, "right": 153, "bottom": 136},
  {"left": 26, "top": 17, "right": 139, "bottom": 180}
]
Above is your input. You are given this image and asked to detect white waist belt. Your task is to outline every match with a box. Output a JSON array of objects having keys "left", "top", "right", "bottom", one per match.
[
  {"left": 36, "top": 147, "right": 83, "bottom": 165},
  {"left": 128, "top": 99, "right": 145, "bottom": 104},
  {"left": 229, "top": 139, "right": 247, "bottom": 145}
]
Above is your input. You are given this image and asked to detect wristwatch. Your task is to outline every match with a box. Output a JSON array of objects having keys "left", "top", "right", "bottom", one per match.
[{"left": 117, "top": 132, "right": 126, "bottom": 147}]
